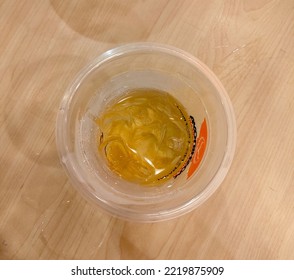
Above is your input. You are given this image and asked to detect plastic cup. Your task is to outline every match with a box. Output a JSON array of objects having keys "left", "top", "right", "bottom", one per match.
[{"left": 56, "top": 43, "right": 237, "bottom": 222}]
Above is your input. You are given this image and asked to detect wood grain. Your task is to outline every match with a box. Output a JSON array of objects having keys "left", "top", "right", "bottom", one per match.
[{"left": 0, "top": 0, "right": 294, "bottom": 259}]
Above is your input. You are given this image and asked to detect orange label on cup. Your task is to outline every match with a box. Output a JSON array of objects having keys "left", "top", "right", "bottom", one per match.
[{"left": 187, "top": 118, "right": 208, "bottom": 178}]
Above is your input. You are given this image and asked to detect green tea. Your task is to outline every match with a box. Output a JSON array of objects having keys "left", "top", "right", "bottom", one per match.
[{"left": 96, "top": 89, "right": 196, "bottom": 185}]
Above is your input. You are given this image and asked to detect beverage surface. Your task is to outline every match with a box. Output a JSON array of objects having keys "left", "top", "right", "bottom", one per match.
[{"left": 96, "top": 89, "right": 195, "bottom": 186}]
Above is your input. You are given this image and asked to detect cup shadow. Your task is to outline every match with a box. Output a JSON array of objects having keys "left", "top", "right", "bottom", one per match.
[
  {"left": 49, "top": 0, "right": 169, "bottom": 43},
  {"left": 1, "top": 55, "right": 86, "bottom": 168}
]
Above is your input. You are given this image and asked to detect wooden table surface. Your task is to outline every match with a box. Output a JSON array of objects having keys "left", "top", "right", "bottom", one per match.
[{"left": 1, "top": 0, "right": 294, "bottom": 260}]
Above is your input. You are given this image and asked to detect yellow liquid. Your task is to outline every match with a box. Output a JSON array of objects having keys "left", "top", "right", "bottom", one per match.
[{"left": 96, "top": 89, "right": 195, "bottom": 186}]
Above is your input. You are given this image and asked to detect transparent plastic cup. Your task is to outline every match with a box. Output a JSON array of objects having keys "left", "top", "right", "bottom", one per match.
[{"left": 56, "top": 43, "right": 237, "bottom": 222}]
